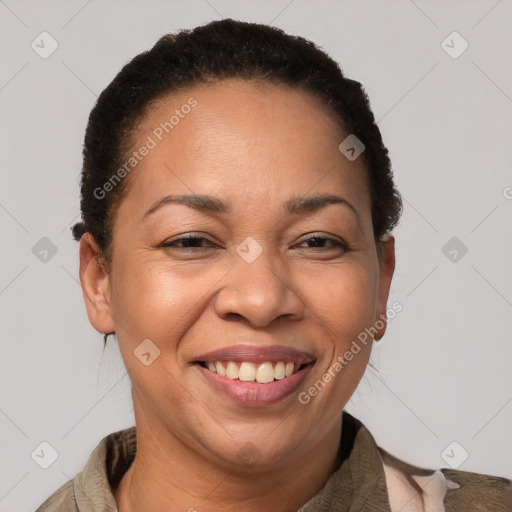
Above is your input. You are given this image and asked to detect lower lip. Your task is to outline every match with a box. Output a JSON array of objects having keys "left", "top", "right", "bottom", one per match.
[{"left": 196, "top": 363, "right": 313, "bottom": 407}]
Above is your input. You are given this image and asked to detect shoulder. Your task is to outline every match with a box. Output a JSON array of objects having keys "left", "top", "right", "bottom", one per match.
[
  {"left": 34, "top": 480, "right": 76, "bottom": 512},
  {"left": 34, "top": 426, "right": 136, "bottom": 511},
  {"left": 378, "top": 446, "right": 512, "bottom": 512},
  {"left": 441, "top": 466, "right": 512, "bottom": 512}
]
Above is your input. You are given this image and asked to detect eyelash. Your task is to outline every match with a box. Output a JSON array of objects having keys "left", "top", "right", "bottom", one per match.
[{"left": 160, "top": 233, "right": 348, "bottom": 252}]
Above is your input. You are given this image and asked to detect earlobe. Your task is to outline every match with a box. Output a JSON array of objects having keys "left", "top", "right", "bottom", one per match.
[
  {"left": 375, "top": 235, "right": 396, "bottom": 341},
  {"left": 79, "top": 233, "right": 115, "bottom": 335}
]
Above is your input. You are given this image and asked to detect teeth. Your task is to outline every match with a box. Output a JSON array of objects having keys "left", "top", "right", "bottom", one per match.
[
  {"left": 205, "top": 360, "right": 305, "bottom": 383},
  {"left": 215, "top": 361, "right": 226, "bottom": 377},
  {"left": 274, "top": 361, "right": 285, "bottom": 380},
  {"left": 226, "top": 361, "right": 239, "bottom": 379},
  {"left": 239, "top": 362, "right": 256, "bottom": 382},
  {"left": 256, "top": 362, "right": 274, "bottom": 384}
]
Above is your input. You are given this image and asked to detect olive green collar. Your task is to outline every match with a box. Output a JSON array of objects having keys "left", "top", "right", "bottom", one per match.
[{"left": 73, "top": 410, "right": 391, "bottom": 511}]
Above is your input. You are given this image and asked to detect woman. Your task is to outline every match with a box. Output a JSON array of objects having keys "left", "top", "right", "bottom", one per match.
[{"left": 36, "top": 18, "right": 511, "bottom": 512}]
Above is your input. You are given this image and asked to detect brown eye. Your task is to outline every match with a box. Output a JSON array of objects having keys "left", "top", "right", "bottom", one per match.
[
  {"left": 161, "top": 234, "right": 216, "bottom": 250},
  {"left": 296, "top": 235, "right": 348, "bottom": 251}
]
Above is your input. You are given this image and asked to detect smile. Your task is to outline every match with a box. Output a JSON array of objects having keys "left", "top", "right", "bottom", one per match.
[
  {"left": 193, "top": 344, "right": 315, "bottom": 406},
  {"left": 199, "top": 360, "right": 304, "bottom": 383}
]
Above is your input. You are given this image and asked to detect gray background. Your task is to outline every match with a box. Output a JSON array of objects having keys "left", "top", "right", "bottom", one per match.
[{"left": 1, "top": 0, "right": 511, "bottom": 509}]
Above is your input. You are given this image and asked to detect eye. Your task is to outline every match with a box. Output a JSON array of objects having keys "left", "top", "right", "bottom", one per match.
[
  {"left": 295, "top": 234, "right": 348, "bottom": 251},
  {"left": 160, "top": 233, "right": 348, "bottom": 254},
  {"left": 161, "top": 234, "right": 216, "bottom": 251}
]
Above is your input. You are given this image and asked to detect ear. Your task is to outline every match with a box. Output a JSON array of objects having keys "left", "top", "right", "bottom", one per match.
[
  {"left": 79, "top": 233, "right": 115, "bottom": 335},
  {"left": 374, "top": 235, "right": 396, "bottom": 341}
]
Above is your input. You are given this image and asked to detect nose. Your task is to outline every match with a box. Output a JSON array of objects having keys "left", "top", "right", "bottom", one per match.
[{"left": 213, "top": 247, "right": 306, "bottom": 328}]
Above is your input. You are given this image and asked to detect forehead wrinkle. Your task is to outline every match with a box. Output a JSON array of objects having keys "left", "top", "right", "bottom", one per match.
[{"left": 141, "top": 193, "right": 360, "bottom": 226}]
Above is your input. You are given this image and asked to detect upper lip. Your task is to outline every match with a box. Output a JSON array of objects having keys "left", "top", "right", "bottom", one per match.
[{"left": 194, "top": 344, "right": 316, "bottom": 365}]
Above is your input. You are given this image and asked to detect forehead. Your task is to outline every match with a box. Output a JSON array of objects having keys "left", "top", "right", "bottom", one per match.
[{"left": 119, "top": 78, "right": 371, "bottom": 221}]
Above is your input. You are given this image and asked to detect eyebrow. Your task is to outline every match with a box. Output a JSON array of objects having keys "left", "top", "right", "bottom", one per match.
[{"left": 142, "top": 193, "right": 359, "bottom": 221}]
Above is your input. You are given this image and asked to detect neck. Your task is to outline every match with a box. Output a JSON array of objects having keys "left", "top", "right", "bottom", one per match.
[{"left": 113, "top": 413, "right": 342, "bottom": 512}]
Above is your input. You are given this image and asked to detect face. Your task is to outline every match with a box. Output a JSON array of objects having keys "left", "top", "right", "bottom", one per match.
[{"left": 80, "top": 78, "right": 395, "bottom": 469}]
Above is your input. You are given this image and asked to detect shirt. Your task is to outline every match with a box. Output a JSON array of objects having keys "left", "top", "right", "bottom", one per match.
[{"left": 35, "top": 411, "right": 512, "bottom": 511}]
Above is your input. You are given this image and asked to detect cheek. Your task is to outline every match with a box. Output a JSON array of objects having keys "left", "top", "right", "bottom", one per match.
[
  {"left": 309, "top": 263, "right": 377, "bottom": 398},
  {"left": 110, "top": 256, "right": 227, "bottom": 345},
  {"left": 111, "top": 251, "right": 379, "bottom": 349},
  {"left": 319, "top": 263, "right": 379, "bottom": 343},
  {"left": 109, "top": 260, "right": 211, "bottom": 400},
  {"left": 289, "top": 263, "right": 378, "bottom": 429}
]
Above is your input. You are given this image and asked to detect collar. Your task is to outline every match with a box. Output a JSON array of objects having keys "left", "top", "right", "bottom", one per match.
[
  {"left": 298, "top": 411, "right": 392, "bottom": 511},
  {"left": 71, "top": 411, "right": 394, "bottom": 511},
  {"left": 70, "top": 411, "right": 476, "bottom": 511}
]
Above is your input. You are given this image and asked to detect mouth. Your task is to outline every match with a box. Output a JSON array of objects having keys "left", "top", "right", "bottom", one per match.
[
  {"left": 197, "top": 360, "right": 310, "bottom": 383},
  {"left": 193, "top": 344, "right": 315, "bottom": 406}
]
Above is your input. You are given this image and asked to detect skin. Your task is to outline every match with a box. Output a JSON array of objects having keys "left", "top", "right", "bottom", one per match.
[{"left": 79, "top": 78, "right": 395, "bottom": 511}]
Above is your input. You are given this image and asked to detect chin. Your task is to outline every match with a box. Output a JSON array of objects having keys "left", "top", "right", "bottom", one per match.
[{"left": 209, "top": 436, "right": 301, "bottom": 471}]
